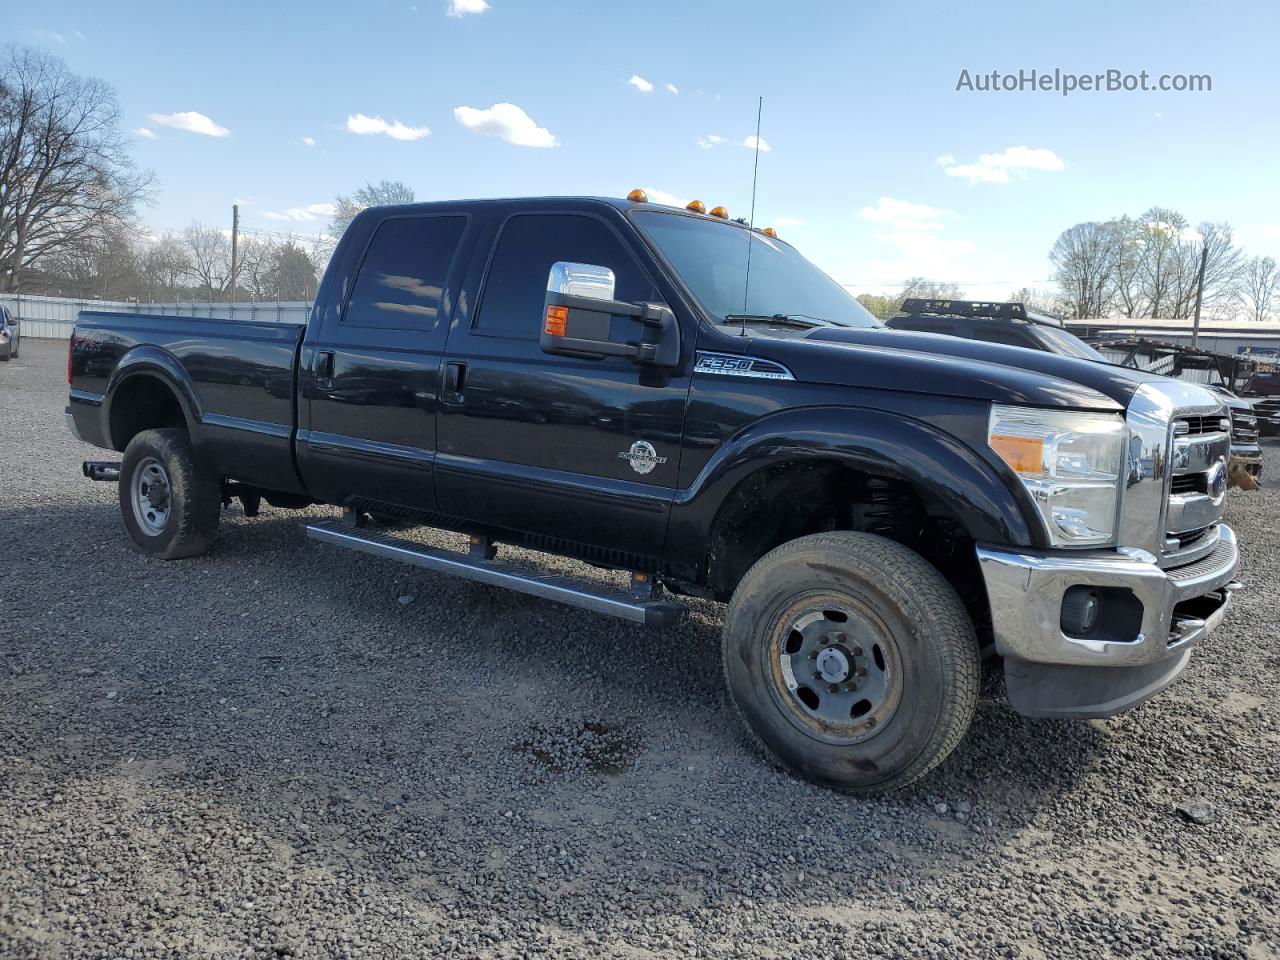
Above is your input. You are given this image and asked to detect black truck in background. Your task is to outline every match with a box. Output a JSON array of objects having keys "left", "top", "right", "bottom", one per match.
[{"left": 67, "top": 194, "right": 1243, "bottom": 792}]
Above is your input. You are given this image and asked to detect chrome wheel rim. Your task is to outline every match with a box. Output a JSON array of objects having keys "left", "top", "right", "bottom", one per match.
[
  {"left": 131, "top": 457, "right": 172, "bottom": 536},
  {"left": 764, "top": 596, "right": 903, "bottom": 745}
]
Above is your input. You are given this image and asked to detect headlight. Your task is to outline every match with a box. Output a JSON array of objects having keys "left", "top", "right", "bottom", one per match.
[{"left": 988, "top": 405, "right": 1125, "bottom": 547}]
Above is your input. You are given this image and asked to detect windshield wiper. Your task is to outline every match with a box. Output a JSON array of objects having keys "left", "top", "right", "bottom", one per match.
[{"left": 723, "top": 313, "right": 830, "bottom": 329}]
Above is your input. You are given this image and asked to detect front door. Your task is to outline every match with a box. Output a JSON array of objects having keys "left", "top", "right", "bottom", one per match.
[
  {"left": 435, "top": 208, "right": 692, "bottom": 566},
  {"left": 299, "top": 213, "right": 471, "bottom": 512}
]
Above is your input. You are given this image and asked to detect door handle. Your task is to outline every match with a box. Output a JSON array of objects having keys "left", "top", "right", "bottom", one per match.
[
  {"left": 443, "top": 361, "right": 467, "bottom": 404},
  {"left": 316, "top": 351, "right": 335, "bottom": 389}
]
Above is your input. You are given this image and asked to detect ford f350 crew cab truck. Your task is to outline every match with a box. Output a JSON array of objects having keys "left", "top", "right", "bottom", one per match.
[{"left": 67, "top": 193, "right": 1243, "bottom": 792}]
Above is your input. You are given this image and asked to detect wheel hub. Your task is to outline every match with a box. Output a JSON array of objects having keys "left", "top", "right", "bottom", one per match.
[
  {"left": 815, "top": 646, "right": 851, "bottom": 684},
  {"left": 131, "top": 457, "right": 172, "bottom": 536},
  {"left": 767, "top": 601, "right": 903, "bottom": 745}
]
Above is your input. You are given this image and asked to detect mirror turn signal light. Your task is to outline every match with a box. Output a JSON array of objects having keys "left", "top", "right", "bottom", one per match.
[
  {"left": 627, "top": 188, "right": 648, "bottom": 203},
  {"left": 709, "top": 206, "right": 729, "bottom": 219},
  {"left": 544, "top": 304, "right": 569, "bottom": 337},
  {"left": 686, "top": 200, "right": 706, "bottom": 214}
]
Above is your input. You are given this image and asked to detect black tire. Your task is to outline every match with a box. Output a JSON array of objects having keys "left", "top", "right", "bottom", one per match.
[
  {"left": 118, "top": 428, "right": 220, "bottom": 559},
  {"left": 722, "top": 531, "right": 979, "bottom": 793}
]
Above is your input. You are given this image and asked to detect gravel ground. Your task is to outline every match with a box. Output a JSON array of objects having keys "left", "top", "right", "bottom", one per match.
[{"left": 2, "top": 338, "right": 1278, "bottom": 960}]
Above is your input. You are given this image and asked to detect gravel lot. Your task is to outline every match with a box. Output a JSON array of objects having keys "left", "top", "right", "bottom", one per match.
[{"left": 2, "top": 338, "right": 1278, "bottom": 960}]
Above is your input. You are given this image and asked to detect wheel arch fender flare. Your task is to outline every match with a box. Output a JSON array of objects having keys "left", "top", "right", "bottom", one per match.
[
  {"left": 102, "top": 346, "right": 203, "bottom": 449},
  {"left": 669, "top": 404, "right": 1044, "bottom": 570}
]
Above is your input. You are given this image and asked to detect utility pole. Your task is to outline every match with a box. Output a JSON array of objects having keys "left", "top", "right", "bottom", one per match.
[
  {"left": 229, "top": 204, "right": 240, "bottom": 300},
  {"left": 1190, "top": 238, "right": 1209, "bottom": 348}
]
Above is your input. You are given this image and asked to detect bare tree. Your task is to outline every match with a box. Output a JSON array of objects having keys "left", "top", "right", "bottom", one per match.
[
  {"left": 1177, "top": 222, "right": 1243, "bottom": 319},
  {"left": 1135, "top": 207, "right": 1187, "bottom": 317},
  {"left": 1240, "top": 256, "right": 1279, "bottom": 322},
  {"left": 0, "top": 46, "right": 153, "bottom": 291},
  {"left": 138, "top": 231, "right": 191, "bottom": 299},
  {"left": 900, "top": 277, "right": 965, "bottom": 301},
  {"left": 1110, "top": 216, "right": 1145, "bottom": 317},
  {"left": 231, "top": 233, "right": 276, "bottom": 299},
  {"left": 1049, "top": 221, "right": 1117, "bottom": 318},
  {"left": 329, "top": 179, "right": 415, "bottom": 238},
  {"left": 181, "top": 220, "right": 230, "bottom": 298}
]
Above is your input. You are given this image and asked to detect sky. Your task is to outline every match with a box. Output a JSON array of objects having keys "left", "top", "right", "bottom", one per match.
[{"left": 9, "top": 0, "right": 1280, "bottom": 300}]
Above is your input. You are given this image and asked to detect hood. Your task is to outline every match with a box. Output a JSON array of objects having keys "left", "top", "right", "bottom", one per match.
[{"left": 755, "top": 326, "right": 1176, "bottom": 411}]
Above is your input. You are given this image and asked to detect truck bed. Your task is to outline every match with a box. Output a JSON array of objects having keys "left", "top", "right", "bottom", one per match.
[{"left": 68, "top": 310, "right": 306, "bottom": 494}]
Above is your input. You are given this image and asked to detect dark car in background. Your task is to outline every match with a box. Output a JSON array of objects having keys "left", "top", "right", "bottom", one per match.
[
  {"left": 1244, "top": 371, "right": 1280, "bottom": 438},
  {"left": 0, "top": 305, "right": 19, "bottom": 361},
  {"left": 887, "top": 299, "right": 1263, "bottom": 488}
]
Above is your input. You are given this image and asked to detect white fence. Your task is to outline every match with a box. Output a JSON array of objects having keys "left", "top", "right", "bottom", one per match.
[{"left": 1, "top": 293, "right": 312, "bottom": 339}]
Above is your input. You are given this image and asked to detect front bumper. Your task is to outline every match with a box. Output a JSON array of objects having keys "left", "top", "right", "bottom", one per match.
[{"left": 977, "top": 524, "right": 1241, "bottom": 718}]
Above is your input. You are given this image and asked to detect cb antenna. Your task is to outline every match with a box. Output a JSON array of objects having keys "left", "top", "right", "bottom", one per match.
[{"left": 741, "top": 95, "right": 763, "bottom": 337}]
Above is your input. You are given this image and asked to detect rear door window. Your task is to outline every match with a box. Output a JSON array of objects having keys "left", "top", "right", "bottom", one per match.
[{"left": 343, "top": 216, "right": 467, "bottom": 331}]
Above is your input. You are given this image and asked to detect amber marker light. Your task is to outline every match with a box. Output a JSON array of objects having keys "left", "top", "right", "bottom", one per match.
[
  {"left": 989, "top": 433, "right": 1045, "bottom": 475},
  {"left": 686, "top": 200, "right": 707, "bottom": 214},
  {"left": 627, "top": 188, "right": 648, "bottom": 203},
  {"left": 762, "top": 227, "right": 777, "bottom": 238},
  {"left": 544, "top": 304, "right": 569, "bottom": 337},
  {"left": 709, "top": 205, "right": 729, "bottom": 219}
]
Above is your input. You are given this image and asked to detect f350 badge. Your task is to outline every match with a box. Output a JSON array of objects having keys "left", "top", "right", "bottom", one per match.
[{"left": 618, "top": 440, "right": 667, "bottom": 476}]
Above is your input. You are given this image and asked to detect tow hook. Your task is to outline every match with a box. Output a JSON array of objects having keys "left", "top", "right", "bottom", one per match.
[{"left": 83, "top": 461, "right": 122, "bottom": 482}]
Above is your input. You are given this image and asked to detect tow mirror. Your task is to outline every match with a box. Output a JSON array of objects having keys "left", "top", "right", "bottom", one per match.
[{"left": 540, "top": 261, "right": 679, "bottom": 367}]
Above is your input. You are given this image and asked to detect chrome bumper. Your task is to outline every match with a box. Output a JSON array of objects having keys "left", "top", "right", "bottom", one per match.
[{"left": 977, "top": 524, "right": 1240, "bottom": 668}]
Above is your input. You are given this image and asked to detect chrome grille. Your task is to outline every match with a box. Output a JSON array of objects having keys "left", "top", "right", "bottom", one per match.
[
  {"left": 1231, "top": 411, "right": 1259, "bottom": 444},
  {"left": 1165, "top": 412, "right": 1230, "bottom": 558}
]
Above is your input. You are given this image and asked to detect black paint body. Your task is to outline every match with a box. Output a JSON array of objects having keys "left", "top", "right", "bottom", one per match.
[{"left": 68, "top": 197, "right": 1163, "bottom": 589}]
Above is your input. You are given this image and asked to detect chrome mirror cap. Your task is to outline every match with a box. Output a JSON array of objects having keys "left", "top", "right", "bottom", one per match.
[{"left": 547, "top": 261, "right": 615, "bottom": 301}]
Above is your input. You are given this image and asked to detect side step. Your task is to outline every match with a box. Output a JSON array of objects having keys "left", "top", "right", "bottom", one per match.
[{"left": 305, "top": 519, "right": 688, "bottom": 628}]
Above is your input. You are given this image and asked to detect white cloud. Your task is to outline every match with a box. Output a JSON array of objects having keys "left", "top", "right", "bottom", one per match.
[
  {"left": 134, "top": 127, "right": 157, "bottom": 140},
  {"left": 665, "top": 82, "right": 679, "bottom": 95},
  {"left": 149, "top": 111, "right": 231, "bottom": 137},
  {"left": 858, "top": 196, "right": 956, "bottom": 230},
  {"left": 453, "top": 102, "right": 557, "bottom": 147},
  {"left": 346, "top": 113, "right": 430, "bottom": 141},
  {"left": 772, "top": 216, "right": 804, "bottom": 228},
  {"left": 743, "top": 135, "right": 771, "bottom": 152},
  {"left": 628, "top": 75, "right": 654, "bottom": 93},
  {"left": 301, "top": 136, "right": 316, "bottom": 146},
  {"left": 447, "top": 0, "right": 488, "bottom": 15},
  {"left": 934, "top": 153, "right": 956, "bottom": 166},
  {"left": 941, "top": 145, "right": 1064, "bottom": 184},
  {"left": 641, "top": 187, "right": 687, "bottom": 208},
  {"left": 697, "top": 134, "right": 727, "bottom": 149},
  {"left": 699, "top": 133, "right": 771, "bottom": 152},
  {"left": 262, "top": 202, "right": 337, "bottom": 223}
]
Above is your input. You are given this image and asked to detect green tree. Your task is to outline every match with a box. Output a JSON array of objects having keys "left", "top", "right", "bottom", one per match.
[{"left": 267, "top": 242, "right": 317, "bottom": 300}]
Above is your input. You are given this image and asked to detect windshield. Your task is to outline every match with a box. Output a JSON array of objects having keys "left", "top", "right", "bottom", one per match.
[
  {"left": 1035, "top": 325, "right": 1105, "bottom": 361},
  {"left": 633, "top": 211, "right": 881, "bottom": 329}
]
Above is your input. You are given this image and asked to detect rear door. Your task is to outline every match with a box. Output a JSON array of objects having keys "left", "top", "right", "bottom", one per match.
[
  {"left": 298, "top": 212, "right": 471, "bottom": 512},
  {"left": 434, "top": 206, "right": 693, "bottom": 565}
]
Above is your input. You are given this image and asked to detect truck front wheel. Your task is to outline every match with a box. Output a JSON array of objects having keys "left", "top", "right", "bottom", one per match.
[
  {"left": 722, "top": 531, "right": 979, "bottom": 793},
  {"left": 119, "top": 428, "right": 220, "bottom": 559}
]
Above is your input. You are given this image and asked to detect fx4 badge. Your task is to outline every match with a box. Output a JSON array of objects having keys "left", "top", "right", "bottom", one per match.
[{"left": 618, "top": 440, "right": 667, "bottom": 476}]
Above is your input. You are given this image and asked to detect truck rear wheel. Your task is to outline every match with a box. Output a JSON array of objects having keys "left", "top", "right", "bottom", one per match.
[
  {"left": 119, "top": 428, "right": 220, "bottom": 559},
  {"left": 722, "top": 531, "right": 979, "bottom": 793}
]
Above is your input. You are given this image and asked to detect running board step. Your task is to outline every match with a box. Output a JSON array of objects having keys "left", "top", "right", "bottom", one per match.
[{"left": 305, "top": 520, "right": 687, "bottom": 628}]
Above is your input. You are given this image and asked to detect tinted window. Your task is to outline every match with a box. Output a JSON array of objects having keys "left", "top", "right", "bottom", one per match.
[
  {"left": 972, "top": 325, "right": 1038, "bottom": 349},
  {"left": 344, "top": 216, "right": 466, "bottom": 330},
  {"left": 475, "top": 214, "right": 653, "bottom": 339},
  {"left": 634, "top": 211, "right": 880, "bottom": 329}
]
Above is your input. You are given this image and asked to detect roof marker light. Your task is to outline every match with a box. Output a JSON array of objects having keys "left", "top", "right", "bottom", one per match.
[
  {"left": 686, "top": 200, "right": 706, "bottom": 214},
  {"left": 710, "top": 205, "right": 729, "bottom": 219},
  {"left": 627, "top": 188, "right": 648, "bottom": 203},
  {"left": 762, "top": 226, "right": 777, "bottom": 238}
]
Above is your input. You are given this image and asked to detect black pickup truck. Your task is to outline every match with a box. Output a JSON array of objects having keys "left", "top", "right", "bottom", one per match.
[{"left": 67, "top": 193, "right": 1243, "bottom": 792}]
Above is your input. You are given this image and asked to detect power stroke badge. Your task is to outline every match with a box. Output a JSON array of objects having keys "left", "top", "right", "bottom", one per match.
[{"left": 618, "top": 440, "right": 667, "bottom": 476}]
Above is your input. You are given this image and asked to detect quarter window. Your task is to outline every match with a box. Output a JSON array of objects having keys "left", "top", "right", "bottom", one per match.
[{"left": 344, "top": 216, "right": 466, "bottom": 330}]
